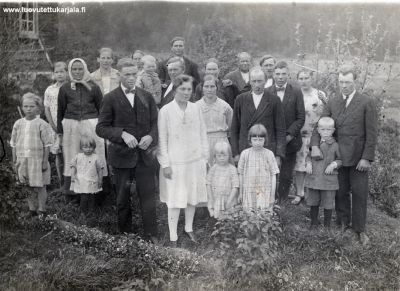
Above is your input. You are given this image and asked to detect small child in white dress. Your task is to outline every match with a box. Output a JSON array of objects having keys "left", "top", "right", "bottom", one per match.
[
  {"left": 206, "top": 141, "right": 239, "bottom": 219},
  {"left": 70, "top": 135, "right": 105, "bottom": 214},
  {"left": 238, "top": 124, "right": 280, "bottom": 211}
]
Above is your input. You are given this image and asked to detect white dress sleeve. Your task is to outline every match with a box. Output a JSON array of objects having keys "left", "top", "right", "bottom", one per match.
[{"left": 157, "top": 107, "right": 170, "bottom": 168}]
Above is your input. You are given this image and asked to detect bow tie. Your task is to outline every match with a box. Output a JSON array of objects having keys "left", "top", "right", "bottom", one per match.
[
  {"left": 125, "top": 88, "right": 135, "bottom": 95},
  {"left": 276, "top": 86, "right": 285, "bottom": 92}
]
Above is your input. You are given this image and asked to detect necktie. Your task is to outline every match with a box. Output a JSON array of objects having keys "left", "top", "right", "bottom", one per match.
[
  {"left": 125, "top": 88, "right": 135, "bottom": 95},
  {"left": 276, "top": 86, "right": 285, "bottom": 92}
]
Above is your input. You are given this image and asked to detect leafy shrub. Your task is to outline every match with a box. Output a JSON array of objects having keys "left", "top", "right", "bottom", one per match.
[{"left": 211, "top": 206, "right": 282, "bottom": 283}]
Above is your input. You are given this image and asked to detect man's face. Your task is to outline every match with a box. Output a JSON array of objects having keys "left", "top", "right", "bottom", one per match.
[
  {"left": 274, "top": 67, "right": 289, "bottom": 87},
  {"left": 120, "top": 66, "right": 138, "bottom": 89},
  {"left": 250, "top": 71, "right": 266, "bottom": 95},
  {"left": 97, "top": 51, "right": 113, "bottom": 70},
  {"left": 171, "top": 40, "right": 185, "bottom": 57},
  {"left": 167, "top": 61, "right": 184, "bottom": 81},
  {"left": 238, "top": 54, "right": 251, "bottom": 73},
  {"left": 261, "top": 58, "right": 275, "bottom": 78},
  {"left": 338, "top": 73, "right": 356, "bottom": 96}
]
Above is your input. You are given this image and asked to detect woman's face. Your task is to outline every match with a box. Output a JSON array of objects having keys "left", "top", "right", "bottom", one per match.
[
  {"left": 175, "top": 81, "right": 192, "bottom": 103},
  {"left": 97, "top": 51, "right": 113, "bottom": 69},
  {"left": 205, "top": 62, "right": 219, "bottom": 78},
  {"left": 71, "top": 61, "right": 85, "bottom": 81},
  {"left": 203, "top": 79, "right": 217, "bottom": 99},
  {"left": 298, "top": 71, "right": 312, "bottom": 90}
]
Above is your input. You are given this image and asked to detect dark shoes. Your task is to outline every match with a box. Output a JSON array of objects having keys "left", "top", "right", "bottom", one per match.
[
  {"left": 147, "top": 235, "right": 159, "bottom": 245},
  {"left": 184, "top": 231, "right": 198, "bottom": 243},
  {"left": 168, "top": 240, "right": 178, "bottom": 248},
  {"left": 26, "top": 210, "right": 38, "bottom": 219}
]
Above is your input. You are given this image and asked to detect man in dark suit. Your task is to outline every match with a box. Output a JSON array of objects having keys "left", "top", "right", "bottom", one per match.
[
  {"left": 96, "top": 58, "right": 158, "bottom": 242},
  {"left": 231, "top": 67, "right": 286, "bottom": 164},
  {"left": 158, "top": 36, "right": 200, "bottom": 86},
  {"left": 268, "top": 61, "right": 305, "bottom": 203},
  {"left": 311, "top": 65, "right": 377, "bottom": 245},
  {"left": 159, "top": 56, "right": 185, "bottom": 108},
  {"left": 259, "top": 54, "right": 276, "bottom": 88},
  {"left": 224, "top": 52, "right": 252, "bottom": 94}
]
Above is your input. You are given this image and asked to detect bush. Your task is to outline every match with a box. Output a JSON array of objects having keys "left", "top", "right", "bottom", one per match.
[{"left": 211, "top": 206, "right": 282, "bottom": 284}]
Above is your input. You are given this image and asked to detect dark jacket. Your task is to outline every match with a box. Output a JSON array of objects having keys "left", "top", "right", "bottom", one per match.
[
  {"left": 224, "top": 69, "right": 249, "bottom": 93},
  {"left": 159, "top": 80, "right": 176, "bottom": 109},
  {"left": 231, "top": 89, "right": 286, "bottom": 158},
  {"left": 158, "top": 55, "right": 200, "bottom": 85},
  {"left": 96, "top": 86, "right": 158, "bottom": 168},
  {"left": 57, "top": 81, "right": 103, "bottom": 133},
  {"left": 268, "top": 83, "right": 305, "bottom": 154},
  {"left": 191, "top": 79, "right": 239, "bottom": 108},
  {"left": 310, "top": 91, "right": 377, "bottom": 167}
]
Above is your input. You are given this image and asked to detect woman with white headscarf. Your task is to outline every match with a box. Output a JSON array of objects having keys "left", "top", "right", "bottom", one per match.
[{"left": 57, "top": 58, "right": 107, "bottom": 201}]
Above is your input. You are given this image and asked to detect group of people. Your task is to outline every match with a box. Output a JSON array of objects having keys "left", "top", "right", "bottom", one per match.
[{"left": 10, "top": 36, "right": 377, "bottom": 247}]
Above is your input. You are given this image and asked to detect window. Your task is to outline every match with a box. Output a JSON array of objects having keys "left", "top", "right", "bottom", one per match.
[{"left": 19, "top": 2, "right": 38, "bottom": 39}]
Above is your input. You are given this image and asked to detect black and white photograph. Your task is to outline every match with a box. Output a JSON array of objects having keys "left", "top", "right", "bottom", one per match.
[{"left": 0, "top": 0, "right": 399, "bottom": 290}]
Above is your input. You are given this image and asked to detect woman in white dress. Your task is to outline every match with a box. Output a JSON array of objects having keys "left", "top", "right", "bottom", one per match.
[{"left": 158, "top": 74, "right": 209, "bottom": 246}]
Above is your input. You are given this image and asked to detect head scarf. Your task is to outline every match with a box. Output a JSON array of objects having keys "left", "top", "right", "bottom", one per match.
[{"left": 68, "top": 58, "right": 92, "bottom": 91}]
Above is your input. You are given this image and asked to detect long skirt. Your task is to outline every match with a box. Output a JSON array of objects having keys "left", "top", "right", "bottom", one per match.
[
  {"left": 61, "top": 118, "right": 108, "bottom": 177},
  {"left": 159, "top": 158, "right": 208, "bottom": 208}
]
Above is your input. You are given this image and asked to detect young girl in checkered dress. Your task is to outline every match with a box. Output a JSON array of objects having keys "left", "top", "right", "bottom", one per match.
[
  {"left": 206, "top": 141, "right": 239, "bottom": 219},
  {"left": 11, "top": 93, "right": 53, "bottom": 218},
  {"left": 238, "top": 124, "right": 280, "bottom": 211}
]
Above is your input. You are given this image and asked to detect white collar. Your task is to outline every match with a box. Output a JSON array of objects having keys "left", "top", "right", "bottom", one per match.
[
  {"left": 121, "top": 83, "right": 135, "bottom": 94},
  {"left": 252, "top": 91, "right": 264, "bottom": 98},
  {"left": 342, "top": 90, "right": 356, "bottom": 99},
  {"left": 276, "top": 82, "right": 287, "bottom": 89}
]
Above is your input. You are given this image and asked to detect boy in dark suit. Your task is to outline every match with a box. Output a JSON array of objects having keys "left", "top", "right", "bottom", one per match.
[
  {"left": 96, "top": 58, "right": 158, "bottom": 242},
  {"left": 311, "top": 65, "right": 377, "bottom": 245}
]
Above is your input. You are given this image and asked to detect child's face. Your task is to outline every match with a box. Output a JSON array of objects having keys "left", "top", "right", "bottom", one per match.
[
  {"left": 82, "top": 144, "right": 95, "bottom": 156},
  {"left": 215, "top": 152, "right": 229, "bottom": 165},
  {"left": 97, "top": 51, "right": 113, "bottom": 69},
  {"left": 144, "top": 61, "right": 156, "bottom": 73},
  {"left": 54, "top": 67, "right": 67, "bottom": 83},
  {"left": 250, "top": 136, "right": 265, "bottom": 149},
  {"left": 317, "top": 124, "right": 335, "bottom": 139},
  {"left": 22, "top": 99, "right": 39, "bottom": 119}
]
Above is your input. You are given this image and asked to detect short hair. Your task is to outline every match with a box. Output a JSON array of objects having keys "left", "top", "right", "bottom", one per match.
[
  {"left": 249, "top": 67, "right": 265, "bottom": 81},
  {"left": 172, "top": 74, "right": 193, "bottom": 88},
  {"left": 203, "top": 74, "right": 218, "bottom": 86},
  {"left": 22, "top": 92, "right": 43, "bottom": 112},
  {"left": 132, "top": 50, "right": 144, "bottom": 58},
  {"left": 141, "top": 55, "right": 156, "bottom": 64},
  {"left": 171, "top": 36, "right": 185, "bottom": 46},
  {"left": 98, "top": 47, "right": 113, "bottom": 57},
  {"left": 275, "top": 61, "right": 289, "bottom": 70},
  {"left": 167, "top": 56, "right": 185, "bottom": 71},
  {"left": 338, "top": 65, "right": 357, "bottom": 80},
  {"left": 318, "top": 116, "right": 335, "bottom": 128},
  {"left": 296, "top": 69, "right": 313, "bottom": 79},
  {"left": 205, "top": 58, "right": 219, "bottom": 68},
  {"left": 116, "top": 58, "right": 137, "bottom": 71},
  {"left": 79, "top": 134, "right": 97, "bottom": 150},
  {"left": 237, "top": 52, "right": 251, "bottom": 60},
  {"left": 213, "top": 141, "right": 234, "bottom": 164},
  {"left": 53, "top": 61, "right": 67, "bottom": 72},
  {"left": 248, "top": 124, "right": 268, "bottom": 145},
  {"left": 259, "top": 54, "right": 275, "bottom": 66}
]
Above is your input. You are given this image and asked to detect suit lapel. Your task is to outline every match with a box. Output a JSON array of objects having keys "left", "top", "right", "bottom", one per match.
[
  {"left": 248, "top": 91, "right": 270, "bottom": 128},
  {"left": 339, "top": 92, "right": 362, "bottom": 124},
  {"left": 116, "top": 87, "right": 135, "bottom": 111},
  {"left": 334, "top": 95, "right": 348, "bottom": 128},
  {"left": 281, "top": 84, "right": 292, "bottom": 107}
]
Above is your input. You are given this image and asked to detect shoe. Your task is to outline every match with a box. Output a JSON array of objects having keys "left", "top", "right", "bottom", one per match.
[
  {"left": 184, "top": 231, "right": 198, "bottom": 243},
  {"left": 26, "top": 210, "right": 38, "bottom": 219},
  {"left": 38, "top": 211, "right": 47, "bottom": 219},
  {"left": 358, "top": 232, "right": 370, "bottom": 246},
  {"left": 169, "top": 240, "right": 178, "bottom": 248},
  {"left": 147, "top": 235, "right": 159, "bottom": 245},
  {"left": 291, "top": 196, "right": 303, "bottom": 205}
]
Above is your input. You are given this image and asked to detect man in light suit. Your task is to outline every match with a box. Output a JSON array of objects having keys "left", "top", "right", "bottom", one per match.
[
  {"left": 311, "top": 65, "right": 377, "bottom": 245},
  {"left": 158, "top": 36, "right": 200, "bottom": 86},
  {"left": 96, "top": 58, "right": 158, "bottom": 242},
  {"left": 224, "top": 52, "right": 252, "bottom": 94},
  {"left": 231, "top": 68, "right": 286, "bottom": 164},
  {"left": 159, "top": 56, "right": 185, "bottom": 109},
  {"left": 268, "top": 61, "right": 305, "bottom": 203}
]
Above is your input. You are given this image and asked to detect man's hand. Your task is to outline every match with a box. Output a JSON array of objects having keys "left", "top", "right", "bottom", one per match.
[
  {"left": 163, "top": 167, "right": 172, "bottom": 179},
  {"left": 138, "top": 135, "right": 153, "bottom": 150},
  {"left": 276, "top": 156, "right": 281, "bottom": 168},
  {"left": 121, "top": 131, "right": 138, "bottom": 148},
  {"left": 356, "top": 159, "right": 371, "bottom": 172},
  {"left": 311, "top": 146, "right": 323, "bottom": 160},
  {"left": 286, "top": 135, "right": 293, "bottom": 144},
  {"left": 221, "top": 79, "right": 233, "bottom": 87},
  {"left": 324, "top": 162, "right": 336, "bottom": 174},
  {"left": 234, "top": 155, "right": 240, "bottom": 164},
  {"left": 305, "top": 162, "right": 313, "bottom": 174}
]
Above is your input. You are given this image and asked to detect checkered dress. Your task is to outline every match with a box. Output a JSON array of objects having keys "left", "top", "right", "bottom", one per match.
[{"left": 238, "top": 148, "right": 280, "bottom": 210}]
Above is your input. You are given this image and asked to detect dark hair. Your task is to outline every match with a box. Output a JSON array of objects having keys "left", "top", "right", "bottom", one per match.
[
  {"left": 248, "top": 124, "right": 268, "bottom": 145},
  {"left": 172, "top": 74, "right": 193, "bottom": 88},
  {"left": 116, "top": 58, "right": 137, "bottom": 71},
  {"left": 259, "top": 54, "right": 275, "bottom": 66},
  {"left": 275, "top": 61, "right": 289, "bottom": 70},
  {"left": 338, "top": 65, "right": 357, "bottom": 80},
  {"left": 203, "top": 74, "right": 218, "bottom": 86},
  {"left": 171, "top": 36, "right": 185, "bottom": 46}
]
